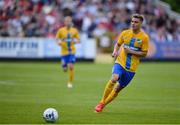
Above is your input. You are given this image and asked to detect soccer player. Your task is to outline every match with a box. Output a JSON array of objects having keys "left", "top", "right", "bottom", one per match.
[
  {"left": 95, "top": 14, "right": 149, "bottom": 112},
  {"left": 56, "top": 16, "right": 80, "bottom": 88}
]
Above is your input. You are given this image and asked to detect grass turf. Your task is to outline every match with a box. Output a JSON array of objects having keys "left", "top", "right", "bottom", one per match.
[{"left": 0, "top": 62, "right": 179, "bottom": 124}]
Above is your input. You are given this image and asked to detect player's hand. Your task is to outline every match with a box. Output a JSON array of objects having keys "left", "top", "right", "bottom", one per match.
[
  {"left": 112, "top": 51, "right": 118, "bottom": 59},
  {"left": 57, "top": 41, "right": 62, "bottom": 46},
  {"left": 72, "top": 38, "right": 80, "bottom": 43},
  {"left": 56, "top": 39, "right": 62, "bottom": 46}
]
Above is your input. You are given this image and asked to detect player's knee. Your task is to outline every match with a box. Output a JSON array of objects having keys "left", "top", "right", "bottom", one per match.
[
  {"left": 111, "top": 79, "right": 117, "bottom": 83},
  {"left": 69, "top": 64, "right": 74, "bottom": 70},
  {"left": 70, "top": 67, "right": 73, "bottom": 70},
  {"left": 111, "top": 76, "right": 119, "bottom": 83}
]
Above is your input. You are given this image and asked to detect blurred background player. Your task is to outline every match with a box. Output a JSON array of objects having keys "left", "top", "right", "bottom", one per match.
[
  {"left": 56, "top": 16, "right": 80, "bottom": 88},
  {"left": 95, "top": 14, "right": 149, "bottom": 113}
]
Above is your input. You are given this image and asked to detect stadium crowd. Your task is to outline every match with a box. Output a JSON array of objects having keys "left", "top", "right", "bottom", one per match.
[{"left": 0, "top": 0, "right": 179, "bottom": 42}]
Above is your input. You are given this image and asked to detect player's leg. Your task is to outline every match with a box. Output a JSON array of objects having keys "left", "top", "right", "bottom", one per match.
[
  {"left": 61, "top": 56, "right": 68, "bottom": 72},
  {"left": 67, "top": 54, "right": 76, "bottom": 88},
  {"left": 100, "top": 74, "right": 119, "bottom": 104},
  {"left": 95, "top": 63, "right": 122, "bottom": 112},
  {"left": 104, "top": 82, "right": 123, "bottom": 105},
  {"left": 95, "top": 74, "right": 119, "bottom": 113},
  {"left": 101, "top": 63, "right": 124, "bottom": 104},
  {"left": 104, "top": 68, "right": 135, "bottom": 107},
  {"left": 67, "top": 63, "right": 74, "bottom": 88}
]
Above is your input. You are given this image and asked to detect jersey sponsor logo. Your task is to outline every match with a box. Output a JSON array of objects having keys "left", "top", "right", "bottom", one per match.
[
  {"left": 124, "top": 44, "right": 140, "bottom": 51},
  {"left": 136, "top": 39, "right": 142, "bottom": 45}
]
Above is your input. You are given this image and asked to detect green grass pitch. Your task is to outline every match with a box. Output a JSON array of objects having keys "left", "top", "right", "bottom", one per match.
[{"left": 0, "top": 61, "right": 179, "bottom": 124}]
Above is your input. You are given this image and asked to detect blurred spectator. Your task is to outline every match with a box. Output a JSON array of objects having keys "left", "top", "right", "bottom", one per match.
[{"left": 0, "top": 0, "right": 179, "bottom": 44}]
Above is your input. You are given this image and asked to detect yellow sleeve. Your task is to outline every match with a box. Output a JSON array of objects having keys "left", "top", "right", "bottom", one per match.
[
  {"left": 117, "top": 31, "right": 125, "bottom": 45},
  {"left": 56, "top": 29, "right": 62, "bottom": 39},
  {"left": 141, "top": 35, "right": 149, "bottom": 52}
]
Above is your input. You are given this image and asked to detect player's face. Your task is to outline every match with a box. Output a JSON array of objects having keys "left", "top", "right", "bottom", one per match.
[
  {"left": 131, "top": 17, "right": 142, "bottom": 31},
  {"left": 64, "top": 17, "right": 72, "bottom": 27}
]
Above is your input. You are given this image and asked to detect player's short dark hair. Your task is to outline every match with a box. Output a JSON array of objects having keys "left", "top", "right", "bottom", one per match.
[{"left": 132, "top": 14, "right": 144, "bottom": 22}]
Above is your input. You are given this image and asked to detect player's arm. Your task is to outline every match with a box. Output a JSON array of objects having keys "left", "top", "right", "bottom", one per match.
[
  {"left": 112, "top": 32, "right": 124, "bottom": 59},
  {"left": 112, "top": 42, "right": 121, "bottom": 59},
  {"left": 55, "top": 29, "right": 63, "bottom": 46},
  {"left": 124, "top": 48, "right": 147, "bottom": 57}
]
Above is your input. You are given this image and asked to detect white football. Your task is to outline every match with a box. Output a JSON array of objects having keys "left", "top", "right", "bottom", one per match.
[{"left": 43, "top": 108, "right": 59, "bottom": 123}]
